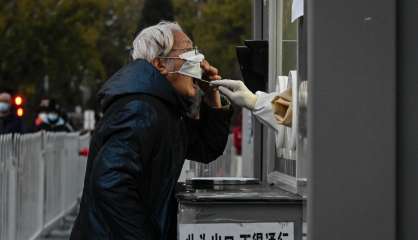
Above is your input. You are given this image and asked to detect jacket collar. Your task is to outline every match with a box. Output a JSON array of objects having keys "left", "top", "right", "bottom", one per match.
[{"left": 98, "top": 59, "right": 191, "bottom": 113}]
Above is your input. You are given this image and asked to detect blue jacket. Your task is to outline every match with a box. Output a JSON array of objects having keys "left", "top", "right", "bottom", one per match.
[{"left": 70, "top": 59, "right": 232, "bottom": 240}]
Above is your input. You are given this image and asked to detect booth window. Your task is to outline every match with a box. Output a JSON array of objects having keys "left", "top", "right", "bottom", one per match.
[
  {"left": 271, "top": 0, "right": 299, "bottom": 178},
  {"left": 281, "top": 0, "right": 298, "bottom": 75}
]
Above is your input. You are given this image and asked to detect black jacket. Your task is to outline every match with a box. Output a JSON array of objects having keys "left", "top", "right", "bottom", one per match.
[
  {"left": 70, "top": 59, "right": 232, "bottom": 240},
  {"left": 0, "top": 112, "right": 23, "bottom": 134}
]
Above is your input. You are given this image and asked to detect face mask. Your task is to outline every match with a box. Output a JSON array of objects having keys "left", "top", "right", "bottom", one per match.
[
  {"left": 47, "top": 113, "right": 59, "bottom": 122},
  {"left": 165, "top": 50, "right": 205, "bottom": 79},
  {"left": 39, "top": 112, "right": 47, "bottom": 120},
  {"left": 0, "top": 102, "right": 10, "bottom": 112}
]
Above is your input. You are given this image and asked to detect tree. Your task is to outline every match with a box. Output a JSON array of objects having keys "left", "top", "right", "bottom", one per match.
[
  {"left": 1, "top": 0, "right": 106, "bottom": 111},
  {"left": 171, "top": 0, "right": 199, "bottom": 37},
  {"left": 92, "top": 0, "right": 145, "bottom": 106},
  {"left": 0, "top": 0, "right": 144, "bottom": 114},
  {"left": 0, "top": 0, "right": 251, "bottom": 119},
  {"left": 173, "top": 0, "right": 252, "bottom": 79},
  {"left": 138, "top": 0, "right": 174, "bottom": 31}
]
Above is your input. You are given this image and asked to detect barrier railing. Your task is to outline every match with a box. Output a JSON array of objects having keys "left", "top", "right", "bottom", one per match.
[
  {"left": 179, "top": 134, "right": 243, "bottom": 181},
  {"left": 0, "top": 132, "right": 90, "bottom": 240}
]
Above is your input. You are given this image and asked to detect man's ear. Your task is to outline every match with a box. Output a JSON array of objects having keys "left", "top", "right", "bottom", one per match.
[{"left": 151, "top": 58, "right": 168, "bottom": 76}]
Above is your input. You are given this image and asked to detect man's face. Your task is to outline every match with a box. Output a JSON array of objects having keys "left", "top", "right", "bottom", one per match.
[
  {"left": 0, "top": 92, "right": 11, "bottom": 117},
  {"left": 156, "top": 31, "right": 199, "bottom": 97}
]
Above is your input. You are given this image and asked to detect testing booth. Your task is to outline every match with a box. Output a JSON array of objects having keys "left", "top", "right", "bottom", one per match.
[
  {"left": 176, "top": 1, "right": 307, "bottom": 240},
  {"left": 175, "top": 0, "right": 410, "bottom": 239}
]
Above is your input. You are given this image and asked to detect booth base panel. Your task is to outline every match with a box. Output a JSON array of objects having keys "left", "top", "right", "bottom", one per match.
[{"left": 177, "top": 185, "right": 303, "bottom": 240}]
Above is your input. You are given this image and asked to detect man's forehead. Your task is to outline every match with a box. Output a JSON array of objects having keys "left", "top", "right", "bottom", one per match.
[
  {"left": 0, "top": 93, "right": 11, "bottom": 102},
  {"left": 173, "top": 31, "right": 193, "bottom": 48}
]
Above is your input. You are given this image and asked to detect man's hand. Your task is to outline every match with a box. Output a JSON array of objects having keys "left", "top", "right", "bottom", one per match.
[
  {"left": 210, "top": 80, "right": 257, "bottom": 110},
  {"left": 200, "top": 60, "right": 222, "bottom": 108}
]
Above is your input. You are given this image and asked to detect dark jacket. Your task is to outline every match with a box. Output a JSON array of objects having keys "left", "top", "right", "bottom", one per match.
[
  {"left": 70, "top": 59, "right": 232, "bottom": 240},
  {"left": 0, "top": 112, "right": 23, "bottom": 134}
]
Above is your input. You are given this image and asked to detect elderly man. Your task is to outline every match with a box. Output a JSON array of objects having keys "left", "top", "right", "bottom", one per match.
[
  {"left": 70, "top": 21, "right": 232, "bottom": 240},
  {"left": 0, "top": 91, "right": 22, "bottom": 134}
]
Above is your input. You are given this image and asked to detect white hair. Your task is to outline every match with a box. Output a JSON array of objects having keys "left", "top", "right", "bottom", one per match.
[{"left": 131, "top": 21, "right": 183, "bottom": 62}]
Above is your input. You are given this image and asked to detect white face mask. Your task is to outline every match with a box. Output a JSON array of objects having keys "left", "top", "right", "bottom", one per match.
[
  {"left": 47, "top": 113, "right": 59, "bottom": 122},
  {"left": 0, "top": 102, "right": 10, "bottom": 112},
  {"left": 38, "top": 112, "right": 47, "bottom": 121},
  {"left": 164, "top": 50, "right": 205, "bottom": 79}
]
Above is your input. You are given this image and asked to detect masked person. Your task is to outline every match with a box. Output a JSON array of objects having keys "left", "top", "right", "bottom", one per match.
[
  {"left": 70, "top": 21, "right": 232, "bottom": 240},
  {"left": 34, "top": 98, "right": 73, "bottom": 132},
  {"left": 0, "top": 92, "right": 23, "bottom": 134},
  {"left": 211, "top": 80, "right": 292, "bottom": 131}
]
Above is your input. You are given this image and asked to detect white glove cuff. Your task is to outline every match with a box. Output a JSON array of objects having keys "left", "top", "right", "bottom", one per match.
[
  {"left": 253, "top": 91, "right": 278, "bottom": 110},
  {"left": 252, "top": 91, "right": 280, "bottom": 131}
]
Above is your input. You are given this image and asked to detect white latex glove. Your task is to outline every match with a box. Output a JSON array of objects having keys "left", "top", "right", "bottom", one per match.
[{"left": 210, "top": 79, "right": 257, "bottom": 110}]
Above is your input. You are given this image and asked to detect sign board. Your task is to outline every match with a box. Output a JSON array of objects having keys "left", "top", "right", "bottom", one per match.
[{"left": 179, "top": 222, "right": 294, "bottom": 240}]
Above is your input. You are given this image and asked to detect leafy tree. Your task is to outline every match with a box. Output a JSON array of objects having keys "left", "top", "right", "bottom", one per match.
[
  {"left": 0, "top": 0, "right": 144, "bottom": 115},
  {"left": 92, "top": 0, "right": 144, "bottom": 106},
  {"left": 138, "top": 0, "right": 174, "bottom": 31},
  {"left": 171, "top": 0, "right": 199, "bottom": 37},
  {"left": 0, "top": 0, "right": 250, "bottom": 123},
  {"left": 173, "top": 0, "right": 252, "bottom": 79}
]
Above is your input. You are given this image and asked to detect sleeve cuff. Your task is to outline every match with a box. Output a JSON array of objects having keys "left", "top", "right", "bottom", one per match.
[
  {"left": 254, "top": 91, "right": 279, "bottom": 111},
  {"left": 252, "top": 91, "right": 281, "bottom": 131}
]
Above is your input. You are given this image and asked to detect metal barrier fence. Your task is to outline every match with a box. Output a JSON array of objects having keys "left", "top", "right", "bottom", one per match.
[
  {"left": 179, "top": 134, "right": 243, "bottom": 181},
  {"left": 0, "top": 132, "right": 90, "bottom": 240}
]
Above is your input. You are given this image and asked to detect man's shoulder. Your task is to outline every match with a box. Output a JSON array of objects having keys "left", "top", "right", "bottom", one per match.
[
  {"left": 116, "top": 94, "right": 168, "bottom": 115},
  {"left": 102, "top": 94, "right": 169, "bottom": 129}
]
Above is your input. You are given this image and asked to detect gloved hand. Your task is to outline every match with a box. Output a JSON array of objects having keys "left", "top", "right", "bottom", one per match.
[{"left": 210, "top": 79, "right": 257, "bottom": 110}]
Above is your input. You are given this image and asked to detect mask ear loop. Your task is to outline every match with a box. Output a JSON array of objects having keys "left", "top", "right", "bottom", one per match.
[{"left": 159, "top": 56, "right": 182, "bottom": 76}]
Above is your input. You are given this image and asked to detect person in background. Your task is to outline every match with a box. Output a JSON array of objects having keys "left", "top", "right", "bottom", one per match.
[
  {"left": 34, "top": 98, "right": 73, "bottom": 132},
  {"left": 0, "top": 92, "right": 23, "bottom": 134}
]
